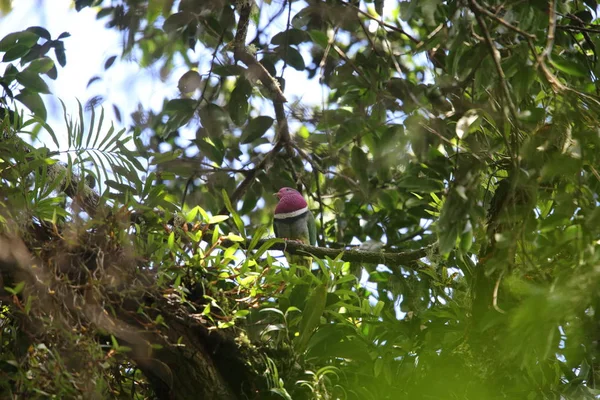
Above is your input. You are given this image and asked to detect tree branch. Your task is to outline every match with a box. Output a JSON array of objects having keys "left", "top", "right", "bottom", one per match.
[
  {"left": 337, "top": 0, "right": 419, "bottom": 43},
  {"left": 218, "top": 0, "right": 298, "bottom": 214},
  {"left": 558, "top": 24, "right": 600, "bottom": 34},
  {"left": 467, "top": 0, "right": 535, "bottom": 40},
  {"left": 468, "top": 0, "right": 518, "bottom": 121},
  {"left": 0, "top": 234, "right": 256, "bottom": 400},
  {"left": 206, "top": 233, "right": 432, "bottom": 268},
  {"left": 468, "top": 0, "right": 566, "bottom": 93},
  {"left": 543, "top": 0, "right": 557, "bottom": 59},
  {"left": 233, "top": 2, "right": 287, "bottom": 104}
]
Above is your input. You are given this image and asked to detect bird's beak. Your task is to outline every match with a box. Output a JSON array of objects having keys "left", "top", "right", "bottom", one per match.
[{"left": 273, "top": 192, "right": 279, "bottom": 198}]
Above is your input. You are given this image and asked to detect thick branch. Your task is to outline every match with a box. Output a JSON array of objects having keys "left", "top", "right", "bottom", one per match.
[
  {"left": 0, "top": 235, "right": 252, "bottom": 400},
  {"left": 218, "top": 1, "right": 296, "bottom": 214},
  {"left": 208, "top": 234, "right": 432, "bottom": 268},
  {"left": 543, "top": 0, "right": 557, "bottom": 59},
  {"left": 233, "top": 2, "right": 286, "bottom": 104}
]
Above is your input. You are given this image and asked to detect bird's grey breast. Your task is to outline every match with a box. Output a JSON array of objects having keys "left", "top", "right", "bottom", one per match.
[{"left": 274, "top": 213, "right": 309, "bottom": 240}]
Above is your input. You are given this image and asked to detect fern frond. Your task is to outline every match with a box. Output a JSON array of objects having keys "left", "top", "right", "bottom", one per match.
[{"left": 58, "top": 101, "right": 143, "bottom": 194}]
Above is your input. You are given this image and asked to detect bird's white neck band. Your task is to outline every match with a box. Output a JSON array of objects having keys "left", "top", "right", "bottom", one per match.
[{"left": 274, "top": 206, "right": 308, "bottom": 220}]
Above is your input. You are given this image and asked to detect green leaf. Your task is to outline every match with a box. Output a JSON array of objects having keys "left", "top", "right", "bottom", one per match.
[
  {"left": 221, "top": 189, "right": 246, "bottom": 238},
  {"left": 167, "top": 231, "right": 175, "bottom": 249},
  {"left": 15, "top": 90, "right": 46, "bottom": 120},
  {"left": 438, "top": 222, "right": 460, "bottom": 254},
  {"left": 53, "top": 42, "right": 66, "bottom": 67},
  {"left": 207, "top": 215, "right": 229, "bottom": 224},
  {"left": 164, "top": 98, "right": 196, "bottom": 129},
  {"left": 164, "top": 98, "right": 196, "bottom": 113},
  {"left": 25, "top": 57, "right": 54, "bottom": 74},
  {"left": 398, "top": 177, "right": 442, "bottom": 192},
  {"left": 45, "top": 64, "right": 58, "bottom": 80},
  {"left": 105, "top": 179, "right": 134, "bottom": 193},
  {"left": 295, "top": 284, "right": 327, "bottom": 352},
  {"left": 225, "top": 233, "right": 244, "bottom": 242},
  {"left": 279, "top": 46, "right": 305, "bottom": 71},
  {"left": 199, "top": 103, "right": 227, "bottom": 137},
  {"left": 271, "top": 29, "right": 309, "bottom": 45},
  {"left": 4, "top": 281, "right": 25, "bottom": 295},
  {"left": 350, "top": 146, "right": 368, "bottom": 183},
  {"left": 25, "top": 26, "right": 51, "bottom": 40},
  {"left": 16, "top": 70, "right": 50, "bottom": 94},
  {"left": 3, "top": 63, "right": 18, "bottom": 80},
  {"left": 247, "top": 226, "right": 267, "bottom": 251},
  {"left": 151, "top": 149, "right": 183, "bottom": 165},
  {"left": 550, "top": 57, "right": 588, "bottom": 78},
  {"left": 3, "top": 44, "right": 31, "bottom": 62},
  {"left": 0, "top": 32, "right": 21, "bottom": 51},
  {"left": 309, "top": 30, "right": 329, "bottom": 48},
  {"left": 178, "top": 70, "right": 202, "bottom": 93},
  {"left": 291, "top": 7, "right": 312, "bottom": 28},
  {"left": 112, "top": 164, "right": 141, "bottom": 186},
  {"left": 196, "top": 137, "right": 224, "bottom": 164},
  {"left": 163, "top": 12, "right": 195, "bottom": 33},
  {"left": 459, "top": 226, "right": 473, "bottom": 253},
  {"left": 240, "top": 116, "right": 274, "bottom": 144},
  {"left": 0, "top": 31, "right": 38, "bottom": 52},
  {"left": 75, "top": 99, "right": 84, "bottom": 148},
  {"left": 253, "top": 238, "right": 282, "bottom": 259},
  {"left": 212, "top": 65, "right": 245, "bottom": 77},
  {"left": 270, "top": 388, "right": 293, "bottom": 400},
  {"left": 147, "top": 0, "right": 164, "bottom": 23},
  {"left": 228, "top": 78, "right": 251, "bottom": 126}
]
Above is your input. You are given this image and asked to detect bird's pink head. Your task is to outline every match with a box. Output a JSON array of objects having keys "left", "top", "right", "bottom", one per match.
[{"left": 274, "top": 187, "right": 307, "bottom": 214}]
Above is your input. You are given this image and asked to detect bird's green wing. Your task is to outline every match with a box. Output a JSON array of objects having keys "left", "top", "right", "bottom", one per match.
[{"left": 307, "top": 210, "right": 317, "bottom": 246}]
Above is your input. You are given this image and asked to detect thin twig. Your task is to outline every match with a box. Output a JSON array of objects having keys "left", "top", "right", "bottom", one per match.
[
  {"left": 359, "top": 18, "right": 383, "bottom": 57},
  {"left": 412, "top": 23, "right": 445, "bottom": 52},
  {"left": 332, "top": 43, "right": 370, "bottom": 85},
  {"left": 492, "top": 271, "right": 506, "bottom": 314},
  {"left": 279, "top": 0, "right": 293, "bottom": 77},
  {"left": 558, "top": 25, "right": 600, "bottom": 34},
  {"left": 318, "top": 27, "right": 337, "bottom": 84},
  {"left": 337, "top": 0, "right": 419, "bottom": 43},
  {"left": 197, "top": 29, "right": 227, "bottom": 108},
  {"left": 469, "top": 0, "right": 565, "bottom": 93},
  {"left": 468, "top": 0, "right": 535, "bottom": 40}
]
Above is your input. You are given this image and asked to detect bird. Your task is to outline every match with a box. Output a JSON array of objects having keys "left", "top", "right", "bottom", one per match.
[{"left": 273, "top": 187, "right": 316, "bottom": 272}]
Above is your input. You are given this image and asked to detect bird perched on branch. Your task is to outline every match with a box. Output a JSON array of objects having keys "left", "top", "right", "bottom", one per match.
[{"left": 273, "top": 187, "right": 316, "bottom": 271}]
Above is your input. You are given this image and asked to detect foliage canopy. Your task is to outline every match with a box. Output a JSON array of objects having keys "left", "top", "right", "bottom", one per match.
[{"left": 2, "top": 0, "right": 600, "bottom": 398}]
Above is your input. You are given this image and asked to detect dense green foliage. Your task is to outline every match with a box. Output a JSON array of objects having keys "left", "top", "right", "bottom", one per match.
[{"left": 2, "top": 0, "right": 600, "bottom": 398}]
